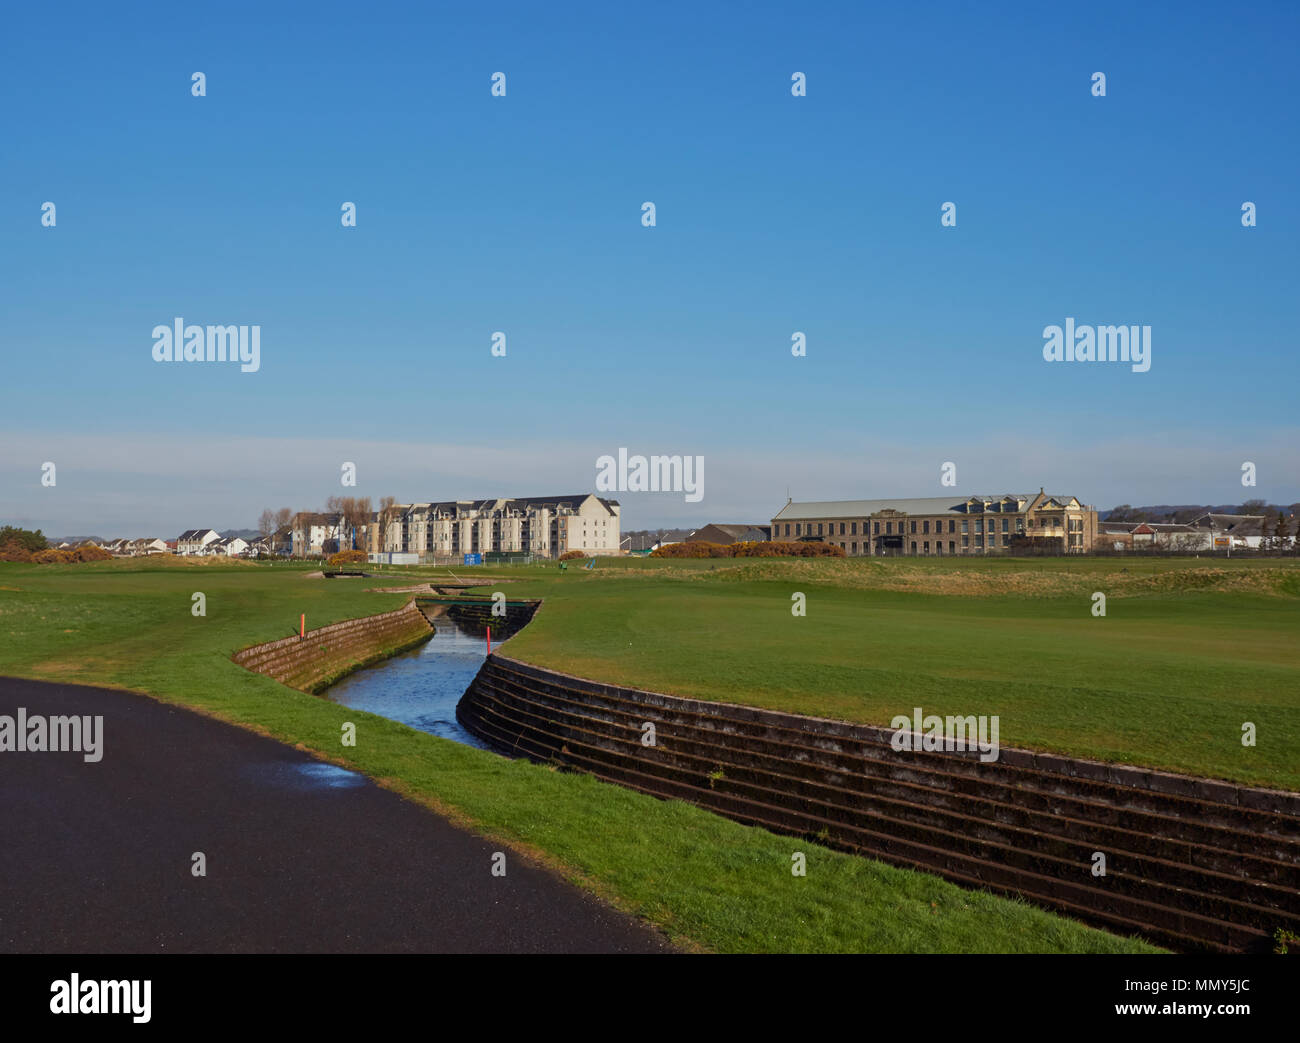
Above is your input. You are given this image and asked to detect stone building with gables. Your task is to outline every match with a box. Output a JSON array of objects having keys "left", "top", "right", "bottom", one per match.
[{"left": 770, "top": 490, "right": 1098, "bottom": 556}]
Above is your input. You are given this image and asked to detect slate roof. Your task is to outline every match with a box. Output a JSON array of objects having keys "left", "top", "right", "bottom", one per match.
[
  {"left": 404, "top": 495, "right": 620, "bottom": 517},
  {"left": 691, "top": 523, "right": 772, "bottom": 543},
  {"left": 772, "top": 494, "right": 1078, "bottom": 521},
  {"left": 1192, "top": 514, "right": 1265, "bottom": 536}
]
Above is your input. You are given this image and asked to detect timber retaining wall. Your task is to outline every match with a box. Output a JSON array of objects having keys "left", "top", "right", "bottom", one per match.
[
  {"left": 458, "top": 654, "right": 1300, "bottom": 953},
  {"left": 232, "top": 600, "right": 433, "bottom": 693}
]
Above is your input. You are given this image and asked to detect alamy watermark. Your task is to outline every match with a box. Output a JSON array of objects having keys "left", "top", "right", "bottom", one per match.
[
  {"left": 889, "top": 707, "right": 1000, "bottom": 763},
  {"left": 151, "top": 317, "right": 261, "bottom": 373},
  {"left": 50, "top": 974, "right": 150, "bottom": 1023},
  {"left": 1042, "top": 318, "right": 1150, "bottom": 373},
  {"left": 595, "top": 448, "right": 703, "bottom": 503},
  {"left": 0, "top": 708, "right": 103, "bottom": 762}
]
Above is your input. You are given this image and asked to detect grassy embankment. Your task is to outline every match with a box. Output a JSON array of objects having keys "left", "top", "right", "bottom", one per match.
[{"left": 0, "top": 555, "right": 1169, "bottom": 953}]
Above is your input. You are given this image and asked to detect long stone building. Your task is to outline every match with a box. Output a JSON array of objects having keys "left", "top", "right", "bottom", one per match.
[
  {"left": 771, "top": 490, "right": 1098, "bottom": 555},
  {"left": 382, "top": 493, "right": 621, "bottom": 560}
]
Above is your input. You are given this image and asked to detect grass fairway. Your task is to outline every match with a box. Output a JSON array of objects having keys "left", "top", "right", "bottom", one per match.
[
  {"left": 494, "top": 555, "right": 1300, "bottom": 792},
  {"left": 0, "top": 555, "right": 1161, "bottom": 953}
]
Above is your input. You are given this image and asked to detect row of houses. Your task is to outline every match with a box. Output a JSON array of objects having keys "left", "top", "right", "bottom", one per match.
[
  {"left": 164, "top": 495, "right": 627, "bottom": 562},
  {"left": 175, "top": 529, "right": 255, "bottom": 557},
  {"left": 77, "top": 531, "right": 256, "bottom": 557},
  {"left": 58, "top": 537, "right": 171, "bottom": 556},
  {"left": 1097, "top": 514, "right": 1271, "bottom": 552}
]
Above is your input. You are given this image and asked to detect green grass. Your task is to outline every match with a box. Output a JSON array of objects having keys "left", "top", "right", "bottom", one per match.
[
  {"left": 0, "top": 556, "right": 1162, "bottom": 953},
  {"left": 487, "top": 556, "right": 1300, "bottom": 791}
]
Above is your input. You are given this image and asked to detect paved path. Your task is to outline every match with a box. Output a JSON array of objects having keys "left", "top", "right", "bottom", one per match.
[{"left": 0, "top": 677, "right": 673, "bottom": 953}]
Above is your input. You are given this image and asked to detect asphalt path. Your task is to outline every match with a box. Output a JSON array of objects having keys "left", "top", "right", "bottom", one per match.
[{"left": 0, "top": 677, "right": 673, "bottom": 953}]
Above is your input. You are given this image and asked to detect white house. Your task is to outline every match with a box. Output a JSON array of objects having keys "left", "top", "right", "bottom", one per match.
[
  {"left": 291, "top": 513, "right": 343, "bottom": 558},
  {"left": 177, "top": 529, "right": 221, "bottom": 555}
]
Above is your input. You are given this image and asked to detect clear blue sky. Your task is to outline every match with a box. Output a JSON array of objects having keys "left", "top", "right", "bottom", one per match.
[{"left": 2, "top": 0, "right": 1297, "bottom": 535}]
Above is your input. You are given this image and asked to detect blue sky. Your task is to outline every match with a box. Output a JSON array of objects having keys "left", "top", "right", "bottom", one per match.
[{"left": 2, "top": 0, "right": 1297, "bottom": 535}]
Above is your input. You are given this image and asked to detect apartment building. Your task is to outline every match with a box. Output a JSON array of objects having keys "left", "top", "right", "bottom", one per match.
[
  {"left": 771, "top": 490, "right": 1098, "bottom": 555},
  {"left": 383, "top": 494, "right": 621, "bottom": 560},
  {"left": 290, "top": 512, "right": 342, "bottom": 558}
]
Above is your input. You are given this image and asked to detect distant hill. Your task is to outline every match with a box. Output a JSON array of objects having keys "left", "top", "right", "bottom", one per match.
[
  {"left": 1103, "top": 503, "right": 1299, "bottom": 523},
  {"left": 221, "top": 529, "right": 260, "bottom": 541},
  {"left": 48, "top": 535, "right": 108, "bottom": 545}
]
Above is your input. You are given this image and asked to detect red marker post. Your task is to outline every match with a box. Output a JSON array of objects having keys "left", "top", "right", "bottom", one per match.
[
  {"left": 300, "top": 613, "right": 305, "bottom": 639},
  {"left": 487, "top": 625, "right": 492, "bottom": 656}
]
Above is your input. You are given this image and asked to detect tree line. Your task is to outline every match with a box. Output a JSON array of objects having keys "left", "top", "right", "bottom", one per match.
[{"left": 257, "top": 497, "right": 401, "bottom": 554}]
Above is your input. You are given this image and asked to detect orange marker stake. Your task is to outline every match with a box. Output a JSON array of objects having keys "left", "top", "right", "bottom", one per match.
[{"left": 487, "top": 625, "right": 492, "bottom": 655}]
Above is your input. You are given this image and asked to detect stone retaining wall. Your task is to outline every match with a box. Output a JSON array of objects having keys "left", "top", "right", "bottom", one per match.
[
  {"left": 232, "top": 600, "right": 433, "bottom": 693},
  {"left": 458, "top": 654, "right": 1300, "bottom": 953}
]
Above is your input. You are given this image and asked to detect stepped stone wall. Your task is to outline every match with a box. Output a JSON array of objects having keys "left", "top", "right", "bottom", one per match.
[
  {"left": 233, "top": 600, "right": 433, "bottom": 693},
  {"left": 458, "top": 654, "right": 1300, "bottom": 953}
]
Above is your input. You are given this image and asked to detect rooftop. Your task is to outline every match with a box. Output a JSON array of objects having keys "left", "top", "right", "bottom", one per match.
[{"left": 772, "top": 493, "right": 1082, "bottom": 521}]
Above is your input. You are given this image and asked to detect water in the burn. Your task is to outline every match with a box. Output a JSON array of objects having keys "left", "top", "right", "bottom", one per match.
[{"left": 323, "top": 615, "right": 490, "bottom": 749}]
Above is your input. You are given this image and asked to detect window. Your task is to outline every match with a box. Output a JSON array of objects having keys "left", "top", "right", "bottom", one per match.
[
  {"left": 785, "top": 523, "right": 791, "bottom": 537},
  {"left": 949, "top": 540, "right": 955, "bottom": 553},
  {"left": 851, "top": 542, "right": 857, "bottom": 553},
  {"left": 949, "top": 519, "right": 955, "bottom": 533},
  {"left": 840, "top": 523, "right": 846, "bottom": 535},
  {"left": 923, "top": 541, "right": 930, "bottom": 553},
  {"left": 874, "top": 522, "right": 880, "bottom": 535},
  {"left": 962, "top": 535, "right": 969, "bottom": 547},
  {"left": 886, "top": 522, "right": 892, "bottom": 534},
  {"left": 961, "top": 520, "right": 968, "bottom": 533},
  {"left": 923, "top": 520, "right": 930, "bottom": 534},
  {"left": 976, "top": 520, "right": 984, "bottom": 534},
  {"left": 795, "top": 524, "right": 801, "bottom": 536},
  {"left": 851, "top": 522, "right": 857, "bottom": 535},
  {"left": 910, "top": 541, "right": 917, "bottom": 554},
  {"left": 818, "top": 523, "right": 824, "bottom": 535},
  {"left": 936, "top": 542, "right": 943, "bottom": 555},
  {"left": 910, "top": 520, "right": 917, "bottom": 534}
]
